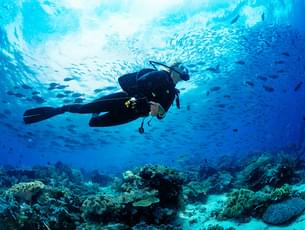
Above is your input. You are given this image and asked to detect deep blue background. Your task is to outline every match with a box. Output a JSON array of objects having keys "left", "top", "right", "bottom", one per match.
[{"left": 0, "top": 0, "right": 305, "bottom": 174}]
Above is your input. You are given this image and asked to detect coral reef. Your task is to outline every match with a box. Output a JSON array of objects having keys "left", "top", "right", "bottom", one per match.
[
  {"left": 207, "top": 224, "right": 225, "bottom": 230},
  {"left": 220, "top": 184, "right": 296, "bottom": 221},
  {"left": 90, "top": 170, "right": 112, "bottom": 186},
  {"left": 270, "top": 184, "right": 291, "bottom": 201},
  {"left": 183, "top": 181, "right": 208, "bottom": 203},
  {"left": 138, "top": 165, "right": 185, "bottom": 210},
  {"left": 207, "top": 171, "right": 233, "bottom": 194},
  {"left": 7, "top": 180, "right": 45, "bottom": 202},
  {"left": 81, "top": 194, "right": 121, "bottom": 223},
  {"left": 99, "top": 165, "right": 185, "bottom": 226},
  {"left": 0, "top": 151, "right": 304, "bottom": 229},
  {"left": 0, "top": 163, "right": 186, "bottom": 229},
  {"left": 198, "top": 164, "right": 218, "bottom": 179},
  {"left": 236, "top": 153, "right": 298, "bottom": 191},
  {"left": 220, "top": 188, "right": 256, "bottom": 219}
]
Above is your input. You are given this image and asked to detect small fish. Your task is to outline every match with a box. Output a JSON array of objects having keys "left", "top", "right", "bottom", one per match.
[
  {"left": 67, "top": 124, "right": 76, "bottom": 129},
  {"left": 14, "top": 93, "right": 25, "bottom": 98},
  {"left": 3, "top": 122, "right": 14, "bottom": 129},
  {"left": 206, "top": 64, "right": 220, "bottom": 73},
  {"left": 230, "top": 15, "right": 240, "bottom": 24},
  {"left": 32, "top": 95, "right": 45, "bottom": 104},
  {"left": 245, "top": 81, "right": 254, "bottom": 86},
  {"left": 49, "top": 83, "right": 58, "bottom": 87},
  {"left": 303, "top": 116, "right": 305, "bottom": 121},
  {"left": 206, "top": 91, "right": 210, "bottom": 96},
  {"left": 32, "top": 91, "right": 40, "bottom": 95},
  {"left": 74, "top": 98, "right": 84, "bottom": 103},
  {"left": 6, "top": 91, "right": 15, "bottom": 95},
  {"left": 224, "top": 95, "right": 231, "bottom": 98},
  {"left": 186, "top": 105, "right": 191, "bottom": 111},
  {"left": 3, "top": 109, "right": 11, "bottom": 115},
  {"left": 64, "top": 90, "right": 73, "bottom": 94},
  {"left": 64, "top": 77, "right": 74, "bottom": 82},
  {"left": 21, "top": 84, "right": 32, "bottom": 90},
  {"left": 233, "top": 128, "right": 238, "bottom": 132},
  {"left": 64, "top": 144, "right": 75, "bottom": 149},
  {"left": 72, "top": 93, "right": 83, "bottom": 98},
  {"left": 281, "top": 52, "right": 290, "bottom": 56},
  {"left": 67, "top": 128, "right": 76, "bottom": 133},
  {"left": 268, "top": 75, "right": 279, "bottom": 79},
  {"left": 242, "top": 36, "right": 249, "bottom": 42},
  {"left": 294, "top": 82, "right": 303, "bottom": 92},
  {"left": 235, "top": 60, "right": 245, "bottom": 65},
  {"left": 94, "top": 88, "right": 104, "bottom": 93},
  {"left": 26, "top": 132, "right": 34, "bottom": 136},
  {"left": 263, "top": 85, "right": 274, "bottom": 92},
  {"left": 257, "top": 75, "right": 268, "bottom": 81},
  {"left": 262, "top": 40, "right": 271, "bottom": 47},
  {"left": 274, "top": 60, "right": 285, "bottom": 64},
  {"left": 56, "top": 93, "right": 66, "bottom": 98},
  {"left": 56, "top": 85, "right": 68, "bottom": 89},
  {"left": 104, "top": 86, "right": 117, "bottom": 91},
  {"left": 187, "top": 64, "right": 196, "bottom": 68},
  {"left": 261, "top": 12, "right": 265, "bottom": 21},
  {"left": 63, "top": 99, "right": 73, "bottom": 103},
  {"left": 217, "top": 104, "right": 226, "bottom": 108},
  {"left": 277, "top": 69, "right": 285, "bottom": 73},
  {"left": 210, "top": 86, "right": 221, "bottom": 91}
]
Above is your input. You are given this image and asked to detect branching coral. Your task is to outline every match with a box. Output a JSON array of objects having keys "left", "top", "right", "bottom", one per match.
[
  {"left": 221, "top": 189, "right": 255, "bottom": 218},
  {"left": 270, "top": 184, "right": 291, "bottom": 201}
]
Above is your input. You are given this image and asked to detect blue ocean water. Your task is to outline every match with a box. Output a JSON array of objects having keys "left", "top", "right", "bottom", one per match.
[{"left": 0, "top": 0, "right": 305, "bottom": 174}]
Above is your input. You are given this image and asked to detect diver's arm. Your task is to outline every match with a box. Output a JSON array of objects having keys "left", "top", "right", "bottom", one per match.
[{"left": 149, "top": 101, "right": 166, "bottom": 119}]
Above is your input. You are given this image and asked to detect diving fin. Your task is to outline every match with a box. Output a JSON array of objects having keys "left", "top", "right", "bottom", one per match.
[{"left": 23, "top": 107, "right": 63, "bottom": 124}]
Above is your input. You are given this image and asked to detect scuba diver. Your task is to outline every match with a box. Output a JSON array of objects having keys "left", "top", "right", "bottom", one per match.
[{"left": 23, "top": 61, "right": 190, "bottom": 133}]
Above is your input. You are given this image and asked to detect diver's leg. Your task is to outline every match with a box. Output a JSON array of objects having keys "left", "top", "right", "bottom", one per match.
[
  {"left": 60, "top": 92, "right": 130, "bottom": 114},
  {"left": 89, "top": 111, "right": 141, "bottom": 127}
]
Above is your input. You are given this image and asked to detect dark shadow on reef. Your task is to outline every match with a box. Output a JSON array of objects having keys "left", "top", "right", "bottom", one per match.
[{"left": 1, "top": 151, "right": 305, "bottom": 229}]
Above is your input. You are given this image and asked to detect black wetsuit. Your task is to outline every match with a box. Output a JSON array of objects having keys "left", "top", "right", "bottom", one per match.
[{"left": 62, "top": 69, "right": 178, "bottom": 127}]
